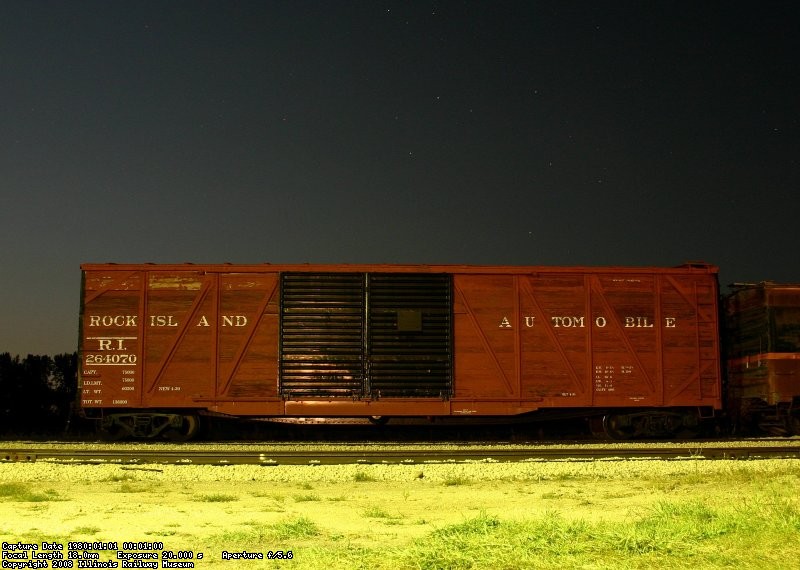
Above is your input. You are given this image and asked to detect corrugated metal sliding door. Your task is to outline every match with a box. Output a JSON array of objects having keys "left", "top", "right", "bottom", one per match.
[
  {"left": 279, "top": 272, "right": 452, "bottom": 399},
  {"left": 279, "top": 273, "right": 365, "bottom": 397},
  {"left": 367, "top": 273, "right": 452, "bottom": 397}
]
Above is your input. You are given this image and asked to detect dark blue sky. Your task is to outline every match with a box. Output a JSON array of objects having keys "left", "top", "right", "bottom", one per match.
[{"left": 2, "top": 1, "right": 798, "bottom": 356}]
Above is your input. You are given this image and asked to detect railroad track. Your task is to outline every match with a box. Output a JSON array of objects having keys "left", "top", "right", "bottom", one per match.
[{"left": 3, "top": 442, "right": 800, "bottom": 465}]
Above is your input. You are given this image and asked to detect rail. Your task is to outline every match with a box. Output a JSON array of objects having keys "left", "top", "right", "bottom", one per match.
[{"left": 3, "top": 442, "right": 800, "bottom": 465}]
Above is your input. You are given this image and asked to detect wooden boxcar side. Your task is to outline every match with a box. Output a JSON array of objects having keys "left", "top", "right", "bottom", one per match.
[
  {"left": 452, "top": 269, "right": 720, "bottom": 414},
  {"left": 79, "top": 263, "right": 721, "bottom": 437}
]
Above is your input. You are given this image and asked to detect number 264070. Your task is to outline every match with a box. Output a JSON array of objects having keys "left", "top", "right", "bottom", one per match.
[{"left": 85, "top": 354, "right": 137, "bottom": 364}]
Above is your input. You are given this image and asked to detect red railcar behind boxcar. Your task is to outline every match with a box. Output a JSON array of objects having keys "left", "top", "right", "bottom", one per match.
[
  {"left": 78, "top": 263, "right": 722, "bottom": 438},
  {"left": 725, "top": 282, "right": 800, "bottom": 435}
]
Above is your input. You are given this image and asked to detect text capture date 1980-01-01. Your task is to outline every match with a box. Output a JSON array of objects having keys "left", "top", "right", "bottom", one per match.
[{"left": 2, "top": 541, "right": 294, "bottom": 568}]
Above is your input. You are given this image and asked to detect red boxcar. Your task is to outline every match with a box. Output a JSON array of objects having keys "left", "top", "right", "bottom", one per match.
[
  {"left": 725, "top": 282, "right": 800, "bottom": 435},
  {"left": 79, "top": 263, "right": 722, "bottom": 438}
]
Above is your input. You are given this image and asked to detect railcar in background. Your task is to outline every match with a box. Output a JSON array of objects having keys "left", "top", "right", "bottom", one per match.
[
  {"left": 77, "top": 263, "right": 723, "bottom": 439},
  {"left": 724, "top": 282, "right": 800, "bottom": 435}
]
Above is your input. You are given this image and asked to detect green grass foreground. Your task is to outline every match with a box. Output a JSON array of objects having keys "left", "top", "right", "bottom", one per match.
[
  {"left": 396, "top": 498, "right": 798, "bottom": 569},
  {"left": 196, "top": 496, "right": 798, "bottom": 569},
  {"left": 2, "top": 460, "right": 799, "bottom": 569}
]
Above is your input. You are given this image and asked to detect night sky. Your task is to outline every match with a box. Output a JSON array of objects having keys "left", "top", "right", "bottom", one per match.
[{"left": 2, "top": 1, "right": 798, "bottom": 356}]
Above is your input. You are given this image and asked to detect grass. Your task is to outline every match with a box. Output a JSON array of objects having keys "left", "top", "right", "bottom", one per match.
[
  {"left": 0, "top": 482, "right": 28, "bottom": 498},
  {"left": 193, "top": 488, "right": 800, "bottom": 569},
  {"left": 117, "top": 483, "right": 150, "bottom": 493},
  {"left": 394, "top": 496, "right": 800, "bottom": 570},
  {"left": 4, "top": 459, "right": 799, "bottom": 569},
  {"left": 293, "top": 492, "right": 321, "bottom": 502},
  {"left": 100, "top": 473, "right": 136, "bottom": 483},
  {"left": 443, "top": 475, "right": 470, "bottom": 486},
  {"left": 71, "top": 525, "right": 101, "bottom": 535},
  {"left": 194, "top": 493, "right": 238, "bottom": 502},
  {"left": 0, "top": 483, "right": 63, "bottom": 502},
  {"left": 35, "top": 518, "right": 800, "bottom": 568},
  {"left": 353, "top": 470, "right": 377, "bottom": 482},
  {"left": 362, "top": 505, "right": 400, "bottom": 519},
  {"left": 272, "top": 516, "right": 321, "bottom": 539}
]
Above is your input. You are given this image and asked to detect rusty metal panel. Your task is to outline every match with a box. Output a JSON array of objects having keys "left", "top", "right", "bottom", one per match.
[{"left": 725, "top": 282, "right": 800, "bottom": 405}]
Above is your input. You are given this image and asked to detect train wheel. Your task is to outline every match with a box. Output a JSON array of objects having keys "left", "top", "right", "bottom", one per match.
[
  {"left": 164, "top": 414, "right": 200, "bottom": 441},
  {"left": 756, "top": 414, "right": 790, "bottom": 436},
  {"left": 789, "top": 414, "right": 800, "bottom": 437},
  {"left": 99, "top": 415, "right": 129, "bottom": 441},
  {"left": 99, "top": 423, "right": 127, "bottom": 441},
  {"left": 602, "top": 414, "right": 635, "bottom": 440},
  {"left": 589, "top": 416, "right": 610, "bottom": 439},
  {"left": 368, "top": 416, "right": 389, "bottom": 426}
]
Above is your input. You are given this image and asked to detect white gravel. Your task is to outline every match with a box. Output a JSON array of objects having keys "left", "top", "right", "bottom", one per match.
[{"left": 2, "top": 457, "right": 799, "bottom": 485}]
